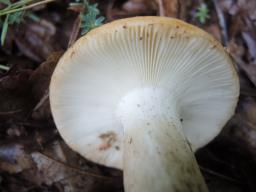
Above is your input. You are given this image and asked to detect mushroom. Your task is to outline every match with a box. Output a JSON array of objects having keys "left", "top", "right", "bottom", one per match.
[{"left": 50, "top": 17, "right": 239, "bottom": 192}]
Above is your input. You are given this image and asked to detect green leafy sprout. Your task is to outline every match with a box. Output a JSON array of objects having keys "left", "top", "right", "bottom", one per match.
[
  {"left": 70, "top": 0, "right": 105, "bottom": 35},
  {"left": 195, "top": 3, "right": 210, "bottom": 24},
  {"left": 0, "top": 0, "right": 55, "bottom": 71},
  {"left": 0, "top": 0, "right": 55, "bottom": 46},
  {"left": 1, "top": 9, "right": 30, "bottom": 46}
]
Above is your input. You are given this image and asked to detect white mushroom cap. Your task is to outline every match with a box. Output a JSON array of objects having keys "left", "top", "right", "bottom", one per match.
[{"left": 50, "top": 16, "right": 239, "bottom": 170}]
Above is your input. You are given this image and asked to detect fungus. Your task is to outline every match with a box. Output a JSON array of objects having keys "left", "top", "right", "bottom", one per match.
[{"left": 50, "top": 17, "right": 239, "bottom": 192}]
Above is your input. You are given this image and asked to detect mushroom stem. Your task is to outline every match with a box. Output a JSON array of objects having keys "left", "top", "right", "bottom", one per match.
[{"left": 119, "top": 88, "right": 209, "bottom": 192}]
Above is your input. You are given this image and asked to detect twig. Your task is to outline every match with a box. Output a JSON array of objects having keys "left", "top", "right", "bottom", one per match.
[
  {"left": 2, "top": 0, "right": 34, "bottom": 11},
  {"left": 200, "top": 166, "right": 241, "bottom": 184},
  {"left": 106, "top": 0, "right": 115, "bottom": 21},
  {"left": 0, "top": 64, "right": 10, "bottom": 71},
  {"left": 0, "top": 109, "right": 23, "bottom": 115},
  {"left": 241, "top": 90, "right": 256, "bottom": 97},
  {"left": 33, "top": 89, "right": 49, "bottom": 112},
  {"left": 68, "top": 15, "right": 81, "bottom": 48},
  {"left": 0, "top": 0, "right": 56, "bottom": 16},
  {"left": 213, "top": 0, "right": 228, "bottom": 45},
  {"left": 204, "top": 149, "right": 235, "bottom": 168},
  {"left": 157, "top": 0, "right": 165, "bottom": 16},
  {"left": 38, "top": 152, "right": 117, "bottom": 180}
]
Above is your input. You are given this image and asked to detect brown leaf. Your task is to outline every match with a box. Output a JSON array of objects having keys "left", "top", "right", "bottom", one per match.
[
  {"left": 205, "top": 24, "right": 222, "bottom": 42},
  {"left": 0, "top": 70, "right": 31, "bottom": 92},
  {"left": 56, "top": 15, "right": 78, "bottom": 48},
  {"left": 0, "top": 144, "right": 34, "bottom": 173},
  {"left": 68, "top": 4, "right": 85, "bottom": 13},
  {"left": 6, "top": 124, "right": 27, "bottom": 138},
  {"left": 68, "top": 15, "right": 82, "bottom": 48},
  {"left": 223, "top": 0, "right": 256, "bottom": 20},
  {"left": 228, "top": 115, "right": 256, "bottom": 164},
  {"left": 227, "top": 40, "right": 256, "bottom": 87},
  {"left": 177, "top": 0, "right": 192, "bottom": 20},
  {"left": 31, "top": 91, "right": 51, "bottom": 120},
  {"left": 156, "top": 0, "right": 178, "bottom": 17},
  {"left": 239, "top": 72, "right": 256, "bottom": 97},
  {"left": 122, "top": 0, "right": 154, "bottom": 15},
  {"left": 30, "top": 51, "right": 63, "bottom": 101},
  {"left": 155, "top": 0, "right": 191, "bottom": 19},
  {"left": 29, "top": 52, "right": 63, "bottom": 120},
  {"left": 240, "top": 64, "right": 256, "bottom": 86},
  {"left": 13, "top": 19, "right": 60, "bottom": 62},
  {"left": 242, "top": 32, "right": 256, "bottom": 64},
  {"left": 21, "top": 141, "right": 122, "bottom": 191},
  {"left": 238, "top": 97, "right": 256, "bottom": 128},
  {"left": 0, "top": 70, "right": 33, "bottom": 121}
]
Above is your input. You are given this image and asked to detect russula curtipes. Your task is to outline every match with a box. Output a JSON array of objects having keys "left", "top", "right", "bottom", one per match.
[{"left": 50, "top": 17, "right": 239, "bottom": 192}]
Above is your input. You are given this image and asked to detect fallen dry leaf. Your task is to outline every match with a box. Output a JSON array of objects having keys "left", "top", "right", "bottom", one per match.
[
  {"left": 0, "top": 144, "right": 34, "bottom": 173},
  {"left": 29, "top": 52, "right": 63, "bottom": 120},
  {"left": 242, "top": 32, "right": 256, "bottom": 64},
  {"left": 155, "top": 0, "right": 192, "bottom": 19},
  {"left": 205, "top": 24, "right": 222, "bottom": 42},
  {"left": 156, "top": 0, "right": 178, "bottom": 17},
  {"left": 237, "top": 97, "right": 256, "bottom": 129},
  {"left": 0, "top": 70, "right": 33, "bottom": 121},
  {"left": 122, "top": 0, "right": 155, "bottom": 15},
  {"left": 30, "top": 51, "right": 63, "bottom": 101},
  {"left": 20, "top": 141, "right": 122, "bottom": 191},
  {"left": 13, "top": 19, "right": 60, "bottom": 62}
]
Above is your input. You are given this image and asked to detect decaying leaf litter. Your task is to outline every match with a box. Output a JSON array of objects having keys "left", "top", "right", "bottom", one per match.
[{"left": 0, "top": 0, "right": 256, "bottom": 191}]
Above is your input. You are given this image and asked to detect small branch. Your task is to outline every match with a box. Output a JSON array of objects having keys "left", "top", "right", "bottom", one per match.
[
  {"left": 157, "top": 0, "right": 178, "bottom": 17},
  {"left": 2, "top": 0, "right": 34, "bottom": 11},
  {"left": 68, "top": 15, "right": 81, "bottom": 48},
  {"left": 213, "top": 0, "right": 228, "bottom": 45},
  {"left": 39, "top": 152, "right": 116, "bottom": 180},
  {"left": 200, "top": 166, "right": 241, "bottom": 184},
  {"left": 0, "top": 109, "right": 23, "bottom": 115},
  {"left": 0, "top": 0, "right": 56, "bottom": 16},
  {"left": 106, "top": 0, "right": 115, "bottom": 21},
  {"left": 157, "top": 0, "right": 165, "bottom": 16},
  {"left": 0, "top": 64, "right": 10, "bottom": 71},
  {"left": 32, "top": 89, "right": 49, "bottom": 112}
]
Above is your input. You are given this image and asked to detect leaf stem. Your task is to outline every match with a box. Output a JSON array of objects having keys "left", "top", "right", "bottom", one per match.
[
  {"left": 2, "top": 0, "right": 34, "bottom": 11},
  {"left": 0, "top": 0, "right": 55, "bottom": 16},
  {"left": 0, "top": 64, "right": 10, "bottom": 71}
]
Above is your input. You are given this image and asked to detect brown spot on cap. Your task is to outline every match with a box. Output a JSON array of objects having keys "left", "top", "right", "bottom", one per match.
[{"left": 99, "top": 131, "right": 117, "bottom": 151}]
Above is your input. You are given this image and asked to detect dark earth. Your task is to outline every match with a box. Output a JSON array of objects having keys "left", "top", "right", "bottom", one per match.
[{"left": 1, "top": 0, "right": 256, "bottom": 191}]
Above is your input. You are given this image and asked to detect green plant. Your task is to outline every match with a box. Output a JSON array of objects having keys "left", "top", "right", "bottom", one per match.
[
  {"left": 195, "top": 3, "right": 210, "bottom": 24},
  {"left": 1, "top": 10, "right": 28, "bottom": 46},
  {"left": 69, "top": 0, "right": 105, "bottom": 35},
  {"left": 0, "top": 0, "right": 55, "bottom": 45}
]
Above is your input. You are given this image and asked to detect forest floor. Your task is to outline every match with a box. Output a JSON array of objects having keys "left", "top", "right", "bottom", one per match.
[{"left": 0, "top": 0, "right": 256, "bottom": 191}]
